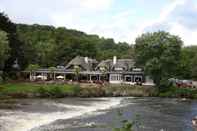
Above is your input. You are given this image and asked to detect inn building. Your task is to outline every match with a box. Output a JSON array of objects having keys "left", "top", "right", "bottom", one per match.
[{"left": 24, "top": 56, "right": 154, "bottom": 85}]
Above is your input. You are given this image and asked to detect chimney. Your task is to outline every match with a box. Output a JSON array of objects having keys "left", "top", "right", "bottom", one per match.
[
  {"left": 113, "top": 56, "right": 117, "bottom": 65},
  {"left": 84, "top": 57, "right": 88, "bottom": 63}
]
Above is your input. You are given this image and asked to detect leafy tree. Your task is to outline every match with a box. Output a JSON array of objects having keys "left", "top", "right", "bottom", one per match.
[
  {"left": 49, "top": 67, "right": 56, "bottom": 80},
  {"left": 178, "top": 46, "right": 197, "bottom": 79},
  {"left": 74, "top": 65, "right": 80, "bottom": 82},
  {"left": 26, "top": 64, "right": 40, "bottom": 81},
  {"left": 16, "top": 23, "right": 132, "bottom": 68},
  {"left": 0, "top": 12, "right": 25, "bottom": 73},
  {"left": 0, "top": 30, "right": 10, "bottom": 70},
  {"left": 191, "top": 54, "right": 197, "bottom": 80},
  {"left": 134, "top": 31, "right": 183, "bottom": 87}
]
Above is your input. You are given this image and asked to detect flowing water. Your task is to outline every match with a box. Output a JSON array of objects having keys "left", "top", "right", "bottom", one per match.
[{"left": 0, "top": 97, "right": 196, "bottom": 131}]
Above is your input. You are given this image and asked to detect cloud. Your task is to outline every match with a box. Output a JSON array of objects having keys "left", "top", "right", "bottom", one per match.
[
  {"left": 80, "top": 0, "right": 113, "bottom": 10},
  {"left": 142, "top": 0, "right": 197, "bottom": 45},
  {"left": 1, "top": 0, "right": 197, "bottom": 46}
]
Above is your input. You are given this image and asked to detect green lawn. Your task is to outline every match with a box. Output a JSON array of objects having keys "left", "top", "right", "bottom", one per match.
[{"left": 0, "top": 83, "right": 80, "bottom": 98}]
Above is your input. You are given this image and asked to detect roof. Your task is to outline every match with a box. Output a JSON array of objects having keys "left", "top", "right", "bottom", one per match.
[
  {"left": 97, "top": 58, "right": 135, "bottom": 71},
  {"left": 96, "top": 59, "right": 113, "bottom": 70},
  {"left": 113, "top": 59, "right": 135, "bottom": 71},
  {"left": 65, "top": 56, "right": 98, "bottom": 71}
]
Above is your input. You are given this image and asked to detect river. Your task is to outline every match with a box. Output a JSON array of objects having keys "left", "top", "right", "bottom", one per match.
[{"left": 0, "top": 97, "right": 196, "bottom": 131}]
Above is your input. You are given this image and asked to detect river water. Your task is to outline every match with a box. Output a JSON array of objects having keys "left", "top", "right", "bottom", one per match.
[{"left": 0, "top": 97, "right": 196, "bottom": 131}]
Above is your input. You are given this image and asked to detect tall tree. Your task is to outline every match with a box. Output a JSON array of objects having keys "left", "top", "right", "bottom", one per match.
[
  {"left": 134, "top": 31, "right": 183, "bottom": 87},
  {"left": 191, "top": 54, "right": 197, "bottom": 80},
  {"left": 0, "top": 12, "right": 25, "bottom": 73},
  {"left": 0, "top": 30, "right": 10, "bottom": 70}
]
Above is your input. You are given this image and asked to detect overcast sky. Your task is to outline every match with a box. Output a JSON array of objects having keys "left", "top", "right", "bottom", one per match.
[{"left": 1, "top": 0, "right": 197, "bottom": 45}]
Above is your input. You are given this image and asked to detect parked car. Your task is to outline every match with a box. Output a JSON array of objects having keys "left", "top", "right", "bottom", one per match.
[
  {"left": 182, "top": 80, "right": 193, "bottom": 88},
  {"left": 168, "top": 78, "right": 195, "bottom": 88}
]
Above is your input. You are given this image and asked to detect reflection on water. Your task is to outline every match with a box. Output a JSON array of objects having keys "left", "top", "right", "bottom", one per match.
[{"left": 0, "top": 97, "right": 197, "bottom": 131}]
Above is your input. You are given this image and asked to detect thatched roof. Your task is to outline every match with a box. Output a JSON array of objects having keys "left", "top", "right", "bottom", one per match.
[
  {"left": 113, "top": 59, "right": 135, "bottom": 71},
  {"left": 96, "top": 59, "right": 113, "bottom": 70},
  {"left": 97, "top": 58, "right": 135, "bottom": 71},
  {"left": 65, "top": 56, "right": 98, "bottom": 71}
]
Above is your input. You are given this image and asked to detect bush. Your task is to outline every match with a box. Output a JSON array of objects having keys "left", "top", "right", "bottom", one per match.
[
  {"left": 72, "top": 84, "right": 81, "bottom": 95},
  {"left": 37, "top": 87, "right": 49, "bottom": 97},
  {"left": 49, "top": 86, "right": 64, "bottom": 98},
  {"left": 0, "top": 76, "right": 3, "bottom": 84},
  {"left": 158, "top": 86, "right": 197, "bottom": 98}
]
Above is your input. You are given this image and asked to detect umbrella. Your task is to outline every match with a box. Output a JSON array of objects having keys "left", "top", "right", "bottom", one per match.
[{"left": 56, "top": 75, "right": 64, "bottom": 79}]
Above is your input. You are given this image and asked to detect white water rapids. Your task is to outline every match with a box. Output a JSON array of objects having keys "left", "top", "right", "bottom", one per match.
[{"left": 0, "top": 98, "right": 123, "bottom": 131}]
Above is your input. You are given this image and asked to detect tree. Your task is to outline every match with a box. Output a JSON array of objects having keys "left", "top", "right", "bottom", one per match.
[
  {"left": 191, "top": 54, "right": 197, "bottom": 80},
  {"left": 0, "top": 12, "right": 25, "bottom": 73},
  {"left": 134, "top": 31, "right": 183, "bottom": 87},
  {"left": 74, "top": 65, "right": 80, "bottom": 82},
  {"left": 178, "top": 46, "right": 197, "bottom": 79},
  {"left": 26, "top": 64, "right": 40, "bottom": 81},
  {"left": 0, "top": 30, "right": 10, "bottom": 70},
  {"left": 49, "top": 67, "right": 56, "bottom": 80}
]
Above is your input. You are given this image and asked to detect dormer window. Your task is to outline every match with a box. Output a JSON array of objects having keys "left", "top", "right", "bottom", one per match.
[
  {"left": 100, "top": 67, "right": 106, "bottom": 71},
  {"left": 114, "top": 67, "right": 123, "bottom": 71},
  {"left": 132, "top": 68, "right": 142, "bottom": 72}
]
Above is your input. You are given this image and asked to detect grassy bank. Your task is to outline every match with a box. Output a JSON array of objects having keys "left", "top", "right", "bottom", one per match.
[
  {"left": 105, "top": 84, "right": 157, "bottom": 97},
  {"left": 0, "top": 83, "right": 80, "bottom": 98},
  {"left": 0, "top": 82, "right": 156, "bottom": 98},
  {"left": 1, "top": 82, "right": 196, "bottom": 99},
  {"left": 158, "top": 86, "right": 197, "bottom": 99}
]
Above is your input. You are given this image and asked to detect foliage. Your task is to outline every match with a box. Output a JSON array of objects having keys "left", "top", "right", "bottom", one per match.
[
  {"left": 0, "top": 76, "right": 3, "bottom": 84},
  {"left": 0, "top": 12, "right": 25, "bottom": 73},
  {"left": 74, "top": 66, "right": 80, "bottom": 81},
  {"left": 26, "top": 64, "right": 40, "bottom": 72},
  {"left": 0, "top": 30, "right": 10, "bottom": 70},
  {"left": 1, "top": 12, "right": 197, "bottom": 82},
  {"left": 178, "top": 46, "right": 197, "bottom": 79},
  {"left": 134, "top": 31, "right": 183, "bottom": 87},
  {"left": 48, "top": 67, "right": 56, "bottom": 79},
  {"left": 158, "top": 86, "right": 197, "bottom": 99},
  {"left": 191, "top": 54, "right": 197, "bottom": 80},
  {"left": 16, "top": 24, "right": 134, "bottom": 67},
  {"left": 0, "top": 83, "right": 80, "bottom": 98},
  {"left": 72, "top": 84, "right": 81, "bottom": 95}
]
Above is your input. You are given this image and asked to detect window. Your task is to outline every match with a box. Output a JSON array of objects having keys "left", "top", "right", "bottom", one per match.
[
  {"left": 110, "top": 74, "right": 122, "bottom": 81},
  {"left": 125, "top": 75, "right": 133, "bottom": 82},
  {"left": 134, "top": 75, "right": 142, "bottom": 82}
]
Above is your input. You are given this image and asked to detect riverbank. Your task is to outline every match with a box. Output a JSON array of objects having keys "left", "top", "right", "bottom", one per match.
[
  {"left": 0, "top": 82, "right": 197, "bottom": 99},
  {"left": 158, "top": 86, "right": 197, "bottom": 99},
  {"left": 0, "top": 82, "right": 156, "bottom": 98}
]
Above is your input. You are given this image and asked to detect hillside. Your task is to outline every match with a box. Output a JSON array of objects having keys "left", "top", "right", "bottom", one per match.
[{"left": 16, "top": 24, "right": 134, "bottom": 67}]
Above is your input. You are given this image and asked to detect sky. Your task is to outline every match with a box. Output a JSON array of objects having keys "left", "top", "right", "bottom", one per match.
[{"left": 0, "top": 0, "right": 197, "bottom": 46}]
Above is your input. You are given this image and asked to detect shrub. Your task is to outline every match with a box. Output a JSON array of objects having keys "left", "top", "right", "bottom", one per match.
[
  {"left": 37, "top": 87, "right": 51, "bottom": 97},
  {"left": 0, "top": 76, "right": 3, "bottom": 84},
  {"left": 49, "top": 86, "right": 64, "bottom": 98},
  {"left": 72, "top": 84, "right": 81, "bottom": 95}
]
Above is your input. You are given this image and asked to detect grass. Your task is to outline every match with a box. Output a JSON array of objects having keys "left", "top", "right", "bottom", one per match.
[
  {"left": 2, "top": 82, "right": 196, "bottom": 99},
  {"left": 0, "top": 83, "right": 80, "bottom": 98}
]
